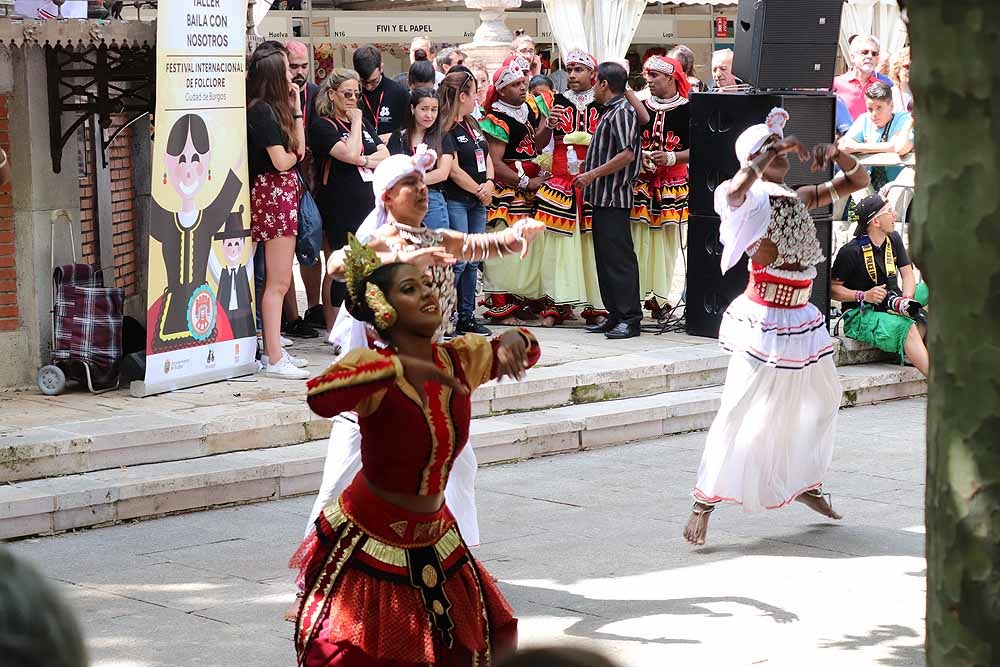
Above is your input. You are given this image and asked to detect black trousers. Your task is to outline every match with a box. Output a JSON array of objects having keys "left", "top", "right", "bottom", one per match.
[{"left": 591, "top": 206, "right": 642, "bottom": 324}]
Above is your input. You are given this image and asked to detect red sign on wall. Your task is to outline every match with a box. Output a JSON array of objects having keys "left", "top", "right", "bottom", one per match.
[{"left": 714, "top": 15, "right": 729, "bottom": 38}]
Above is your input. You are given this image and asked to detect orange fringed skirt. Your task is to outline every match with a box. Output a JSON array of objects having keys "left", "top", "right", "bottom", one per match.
[{"left": 291, "top": 476, "right": 517, "bottom": 667}]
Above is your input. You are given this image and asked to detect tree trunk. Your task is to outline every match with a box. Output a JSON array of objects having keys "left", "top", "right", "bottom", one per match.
[{"left": 910, "top": 3, "right": 1000, "bottom": 665}]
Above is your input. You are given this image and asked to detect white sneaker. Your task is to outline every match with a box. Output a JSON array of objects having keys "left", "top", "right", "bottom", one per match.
[
  {"left": 263, "top": 354, "right": 309, "bottom": 380},
  {"left": 280, "top": 335, "right": 293, "bottom": 348},
  {"left": 262, "top": 351, "right": 309, "bottom": 369}
]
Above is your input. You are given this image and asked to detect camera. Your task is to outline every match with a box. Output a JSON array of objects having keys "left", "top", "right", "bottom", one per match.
[{"left": 884, "top": 290, "right": 928, "bottom": 326}]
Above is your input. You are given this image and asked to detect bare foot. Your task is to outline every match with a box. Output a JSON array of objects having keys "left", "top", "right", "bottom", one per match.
[
  {"left": 541, "top": 315, "right": 557, "bottom": 327},
  {"left": 796, "top": 491, "right": 843, "bottom": 520},
  {"left": 284, "top": 595, "right": 304, "bottom": 623},
  {"left": 586, "top": 315, "right": 607, "bottom": 327},
  {"left": 498, "top": 316, "right": 520, "bottom": 326},
  {"left": 683, "top": 503, "right": 714, "bottom": 545}
]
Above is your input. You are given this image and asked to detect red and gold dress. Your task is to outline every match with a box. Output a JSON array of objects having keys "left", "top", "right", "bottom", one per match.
[{"left": 293, "top": 332, "right": 540, "bottom": 667}]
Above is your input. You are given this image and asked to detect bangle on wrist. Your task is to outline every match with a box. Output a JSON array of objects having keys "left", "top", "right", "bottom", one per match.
[
  {"left": 842, "top": 158, "right": 861, "bottom": 176},
  {"left": 517, "top": 174, "right": 529, "bottom": 189},
  {"left": 748, "top": 161, "right": 763, "bottom": 179},
  {"left": 294, "top": 114, "right": 303, "bottom": 119}
]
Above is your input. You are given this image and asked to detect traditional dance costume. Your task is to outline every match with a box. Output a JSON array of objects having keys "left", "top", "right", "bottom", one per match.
[
  {"left": 692, "top": 110, "right": 841, "bottom": 513},
  {"left": 480, "top": 62, "right": 546, "bottom": 321},
  {"left": 294, "top": 330, "right": 539, "bottom": 666},
  {"left": 632, "top": 57, "right": 691, "bottom": 314},
  {"left": 311, "top": 152, "right": 479, "bottom": 547},
  {"left": 533, "top": 50, "right": 607, "bottom": 323}
]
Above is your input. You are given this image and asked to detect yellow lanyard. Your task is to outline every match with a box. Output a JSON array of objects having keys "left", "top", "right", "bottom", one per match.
[{"left": 861, "top": 235, "right": 895, "bottom": 283}]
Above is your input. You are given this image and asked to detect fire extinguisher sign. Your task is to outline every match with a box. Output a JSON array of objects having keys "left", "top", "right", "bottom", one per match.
[{"left": 715, "top": 15, "right": 729, "bottom": 38}]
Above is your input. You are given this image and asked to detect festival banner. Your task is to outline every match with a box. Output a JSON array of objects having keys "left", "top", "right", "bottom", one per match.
[{"left": 132, "top": 0, "right": 256, "bottom": 397}]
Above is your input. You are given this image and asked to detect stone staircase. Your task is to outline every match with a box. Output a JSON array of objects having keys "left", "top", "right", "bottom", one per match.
[{"left": 0, "top": 339, "right": 924, "bottom": 540}]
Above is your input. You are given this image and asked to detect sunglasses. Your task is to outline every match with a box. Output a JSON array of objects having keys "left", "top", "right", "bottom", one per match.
[
  {"left": 858, "top": 49, "right": 880, "bottom": 56},
  {"left": 338, "top": 89, "right": 360, "bottom": 99}
]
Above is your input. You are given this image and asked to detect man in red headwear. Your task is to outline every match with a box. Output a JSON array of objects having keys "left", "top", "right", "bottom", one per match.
[
  {"left": 631, "top": 55, "right": 692, "bottom": 320},
  {"left": 478, "top": 57, "right": 553, "bottom": 324}
]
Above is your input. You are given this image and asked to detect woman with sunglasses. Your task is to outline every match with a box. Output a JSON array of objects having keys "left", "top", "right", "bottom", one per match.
[{"left": 311, "top": 69, "right": 390, "bottom": 330}]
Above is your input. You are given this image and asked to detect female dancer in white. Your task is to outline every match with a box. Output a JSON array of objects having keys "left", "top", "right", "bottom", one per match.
[{"left": 683, "top": 108, "right": 870, "bottom": 546}]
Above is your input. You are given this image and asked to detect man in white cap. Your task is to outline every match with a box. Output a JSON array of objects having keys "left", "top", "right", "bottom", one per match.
[
  {"left": 533, "top": 48, "right": 609, "bottom": 327},
  {"left": 682, "top": 107, "right": 870, "bottom": 546}
]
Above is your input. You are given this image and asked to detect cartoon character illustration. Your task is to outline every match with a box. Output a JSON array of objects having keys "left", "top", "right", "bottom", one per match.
[
  {"left": 210, "top": 205, "right": 256, "bottom": 341},
  {"left": 148, "top": 113, "right": 242, "bottom": 353}
]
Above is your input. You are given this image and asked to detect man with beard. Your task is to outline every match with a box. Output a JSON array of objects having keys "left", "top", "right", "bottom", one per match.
[
  {"left": 479, "top": 58, "right": 553, "bottom": 324},
  {"left": 533, "top": 49, "right": 609, "bottom": 327},
  {"left": 283, "top": 40, "right": 325, "bottom": 335},
  {"left": 631, "top": 55, "right": 691, "bottom": 321}
]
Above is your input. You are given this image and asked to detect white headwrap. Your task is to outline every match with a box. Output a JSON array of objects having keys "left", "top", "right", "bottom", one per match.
[
  {"left": 643, "top": 56, "right": 675, "bottom": 76},
  {"left": 565, "top": 49, "right": 597, "bottom": 71},
  {"left": 718, "top": 108, "right": 791, "bottom": 272},
  {"left": 734, "top": 107, "right": 788, "bottom": 166},
  {"left": 495, "top": 60, "right": 526, "bottom": 90},
  {"left": 327, "top": 146, "right": 437, "bottom": 357}
]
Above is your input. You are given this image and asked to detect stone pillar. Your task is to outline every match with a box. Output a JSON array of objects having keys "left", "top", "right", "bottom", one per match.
[
  {"left": 0, "top": 45, "right": 83, "bottom": 388},
  {"left": 461, "top": 0, "right": 522, "bottom": 73}
]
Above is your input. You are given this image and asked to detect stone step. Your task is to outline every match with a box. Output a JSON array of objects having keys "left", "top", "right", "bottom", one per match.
[
  {"left": 0, "top": 337, "right": 903, "bottom": 485},
  {"left": 0, "top": 363, "right": 925, "bottom": 540}
]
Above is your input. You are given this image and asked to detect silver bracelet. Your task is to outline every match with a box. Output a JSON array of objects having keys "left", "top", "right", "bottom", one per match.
[
  {"left": 517, "top": 174, "right": 529, "bottom": 189},
  {"left": 0, "top": 148, "right": 7, "bottom": 170},
  {"left": 665, "top": 151, "right": 677, "bottom": 167},
  {"left": 825, "top": 180, "right": 840, "bottom": 204},
  {"left": 842, "top": 158, "right": 861, "bottom": 176}
]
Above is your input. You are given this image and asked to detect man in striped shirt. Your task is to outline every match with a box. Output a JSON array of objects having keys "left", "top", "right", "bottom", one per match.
[{"left": 576, "top": 62, "right": 644, "bottom": 339}]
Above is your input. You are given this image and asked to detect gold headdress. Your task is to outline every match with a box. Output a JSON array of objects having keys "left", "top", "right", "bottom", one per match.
[{"left": 343, "top": 234, "right": 397, "bottom": 331}]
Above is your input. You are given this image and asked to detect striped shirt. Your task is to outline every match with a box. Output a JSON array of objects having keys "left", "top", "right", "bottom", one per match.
[{"left": 584, "top": 94, "right": 641, "bottom": 209}]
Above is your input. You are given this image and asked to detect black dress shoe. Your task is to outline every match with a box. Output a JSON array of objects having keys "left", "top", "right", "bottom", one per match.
[
  {"left": 605, "top": 321, "right": 640, "bottom": 339},
  {"left": 585, "top": 319, "right": 618, "bottom": 334},
  {"left": 282, "top": 318, "right": 320, "bottom": 338}
]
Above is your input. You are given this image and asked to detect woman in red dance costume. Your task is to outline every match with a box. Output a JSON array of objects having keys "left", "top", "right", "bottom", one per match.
[{"left": 292, "top": 235, "right": 538, "bottom": 666}]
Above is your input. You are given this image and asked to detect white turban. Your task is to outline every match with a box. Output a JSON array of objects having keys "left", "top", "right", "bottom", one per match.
[
  {"left": 734, "top": 107, "right": 789, "bottom": 166},
  {"left": 328, "top": 145, "right": 436, "bottom": 356}
]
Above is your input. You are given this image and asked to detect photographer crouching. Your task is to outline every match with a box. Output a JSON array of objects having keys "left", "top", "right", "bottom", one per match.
[{"left": 831, "top": 192, "right": 929, "bottom": 376}]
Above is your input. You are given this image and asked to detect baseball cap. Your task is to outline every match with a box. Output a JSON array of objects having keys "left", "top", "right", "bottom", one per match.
[{"left": 854, "top": 193, "right": 891, "bottom": 236}]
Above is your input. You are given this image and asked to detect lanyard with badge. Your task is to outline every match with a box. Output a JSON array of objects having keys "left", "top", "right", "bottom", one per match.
[
  {"left": 363, "top": 90, "right": 384, "bottom": 134},
  {"left": 332, "top": 116, "right": 375, "bottom": 182},
  {"left": 463, "top": 120, "right": 487, "bottom": 173}
]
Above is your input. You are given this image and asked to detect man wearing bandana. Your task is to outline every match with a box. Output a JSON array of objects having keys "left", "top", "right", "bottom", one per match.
[
  {"left": 479, "top": 57, "right": 554, "bottom": 324},
  {"left": 532, "top": 49, "right": 611, "bottom": 327},
  {"left": 632, "top": 55, "right": 692, "bottom": 320}
]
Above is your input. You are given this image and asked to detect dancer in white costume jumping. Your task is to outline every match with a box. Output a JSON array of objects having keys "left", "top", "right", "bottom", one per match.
[
  {"left": 305, "top": 150, "right": 544, "bottom": 545},
  {"left": 683, "top": 108, "right": 870, "bottom": 546}
]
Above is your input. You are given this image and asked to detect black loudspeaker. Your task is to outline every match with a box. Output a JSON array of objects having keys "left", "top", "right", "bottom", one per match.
[
  {"left": 733, "top": 0, "right": 843, "bottom": 90},
  {"left": 686, "top": 214, "right": 749, "bottom": 338},
  {"left": 688, "top": 92, "right": 836, "bottom": 218},
  {"left": 686, "top": 214, "right": 834, "bottom": 339}
]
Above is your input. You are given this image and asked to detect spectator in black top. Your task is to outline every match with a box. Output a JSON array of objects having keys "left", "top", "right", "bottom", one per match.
[
  {"left": 386, "top": 88, "right": 456, "bottom": 232},
  {"left": 576, "top": 61, "right": 643, "bottom": 340},
  {"left": 282, "top": 39, "right": 323, "bottom": 337},
  {"left": 246, "top": 47, "right": 310, "bottom": 379},
  {"left": 831, "top": 192, "right": 928, "bottom": 375},
  {"left": 408, "top": 52, "right": 436, "bottom": 91},
  {"left": 439, "top": 70, "right": 495, "bottom": 335},
  {"left": 353, "top": 44, "right": 410, "bottom": 143},
  {"left": 310, "top": 68, "right": 390, "bottom": 327}
]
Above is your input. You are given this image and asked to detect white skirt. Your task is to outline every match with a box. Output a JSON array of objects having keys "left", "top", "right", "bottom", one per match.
[
  {"left": 694, "top": 295, "right": 841, "bottom": 513},
  {"left": 305, "top": 414, "right": 481, "bottom": 546}
]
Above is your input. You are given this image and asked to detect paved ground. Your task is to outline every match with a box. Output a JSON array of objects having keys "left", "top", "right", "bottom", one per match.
[{"left": 8, "top": 397, "right": 927, "bottom": 667}]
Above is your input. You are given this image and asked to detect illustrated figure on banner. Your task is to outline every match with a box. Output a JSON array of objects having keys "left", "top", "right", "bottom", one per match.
[
  {"left": 148, "top": 113, "right": 244, "bottom": 353},
  {"left": 210, "top": 205, "right": 256, "bottom": 341}
]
